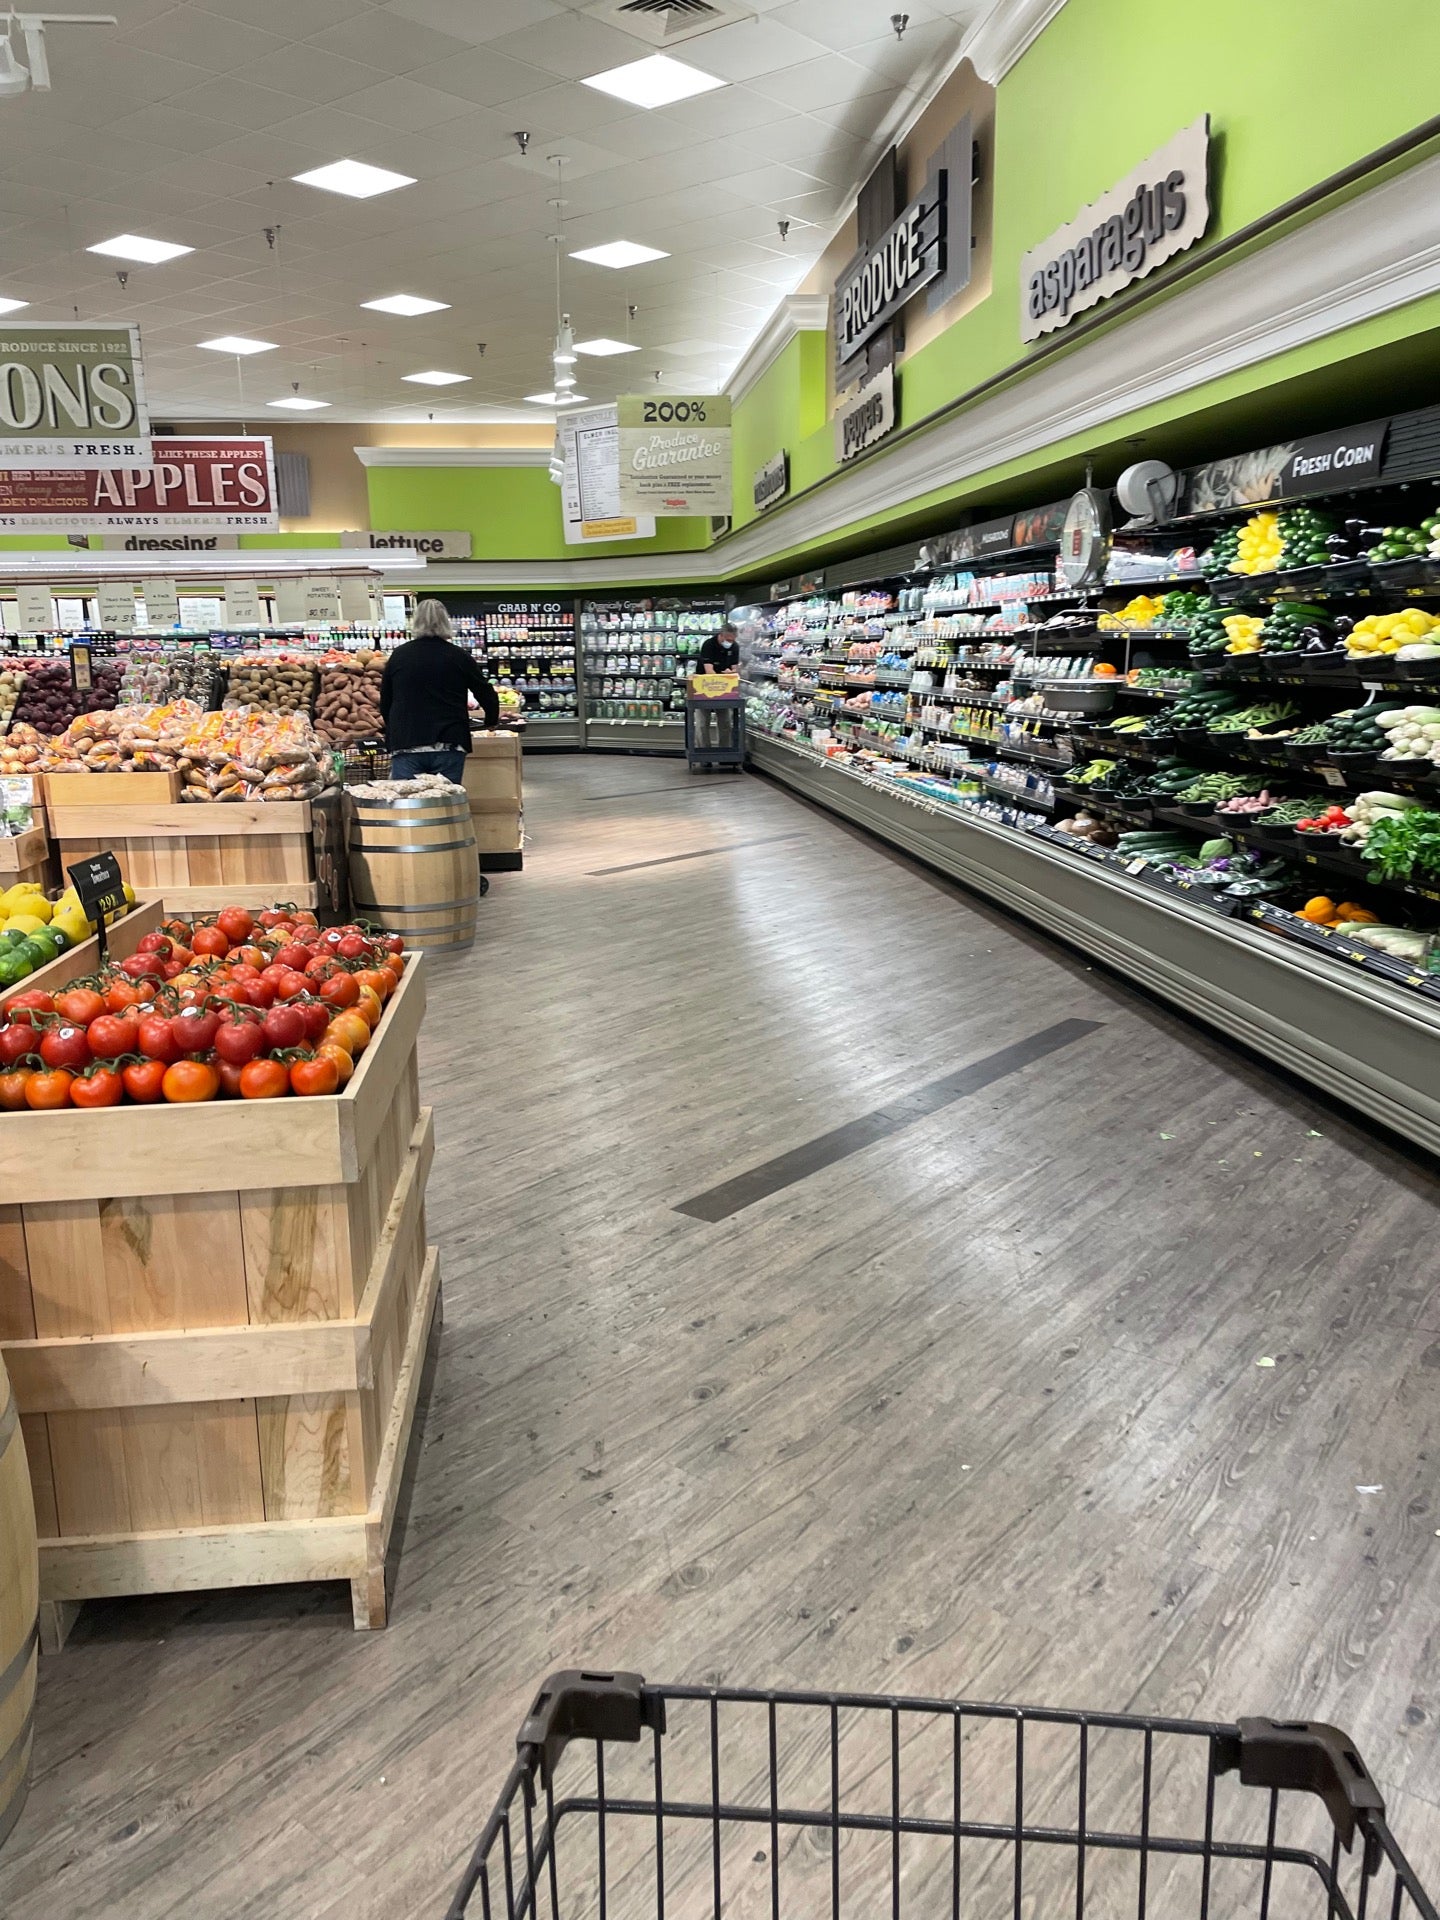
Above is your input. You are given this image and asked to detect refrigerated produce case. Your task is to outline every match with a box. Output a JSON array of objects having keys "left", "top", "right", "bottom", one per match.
[{"left": 580, "top": 596, "right": 729, "bottom": 753}]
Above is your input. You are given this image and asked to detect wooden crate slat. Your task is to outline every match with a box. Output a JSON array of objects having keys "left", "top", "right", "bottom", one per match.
[
  {"left": 38, "top": 1512, "right": 370, "bottom": 1599},
  {"left": 98, "top": 1192, "right": 250, "bottom": 1334},
  {"left": 257, "top": 1395, "right": 358, "bottom": 1520},
  {"left": 21, "top": 1414, "right": 57, "bottom": 1540},
  {"left": 2, "top": 1320, "right": 366, "bottom": 1412},
  {"left": 46, "top": 802, "right": 311, "bottom": 837},
  {"left": 240, "top": 1188, "right": 352, "bottom": 1324}
]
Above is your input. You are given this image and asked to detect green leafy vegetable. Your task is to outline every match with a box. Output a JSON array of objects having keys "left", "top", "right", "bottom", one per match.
[{"left": 1360, "top": 807, "right": 1440, "bottom": 882}]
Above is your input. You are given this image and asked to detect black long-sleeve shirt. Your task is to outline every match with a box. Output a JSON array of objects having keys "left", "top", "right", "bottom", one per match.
[{"left": 379, "top": 637, "right": 499, "bottom": 751}]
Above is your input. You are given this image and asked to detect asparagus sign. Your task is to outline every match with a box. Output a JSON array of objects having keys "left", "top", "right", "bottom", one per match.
[
  {"left": 616, "top": 394, "right": 732, "bottom": 517},
  {"left": 0, "top": 324, "right": 151, "bottom": 466}
]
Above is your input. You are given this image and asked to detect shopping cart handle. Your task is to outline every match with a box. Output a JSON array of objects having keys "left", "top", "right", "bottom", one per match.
[
  {"left": 517, "top": 1670, "right": 666, "bottom": 1787},
  {"left": 1214, "top": 1718, "right": 1385, "bottom": 1851}
]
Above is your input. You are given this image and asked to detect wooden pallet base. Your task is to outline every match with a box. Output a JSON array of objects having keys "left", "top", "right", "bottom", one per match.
[{"left": 37, "top": 1245, "right": 441, "bottom": 1645}]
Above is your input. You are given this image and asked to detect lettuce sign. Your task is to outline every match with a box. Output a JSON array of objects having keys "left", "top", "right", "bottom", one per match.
[
  {"left": 616, "top": 394, "right": 731, "bottom": 517},
  {"left": 0, "top": 324, "right": 151, "bottom": 467}
]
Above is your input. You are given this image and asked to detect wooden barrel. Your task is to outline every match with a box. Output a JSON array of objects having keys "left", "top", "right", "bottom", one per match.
[
  {"left": 0, "top": 1354, "right": 37, "bottom": 1853},
  {"left": 347, "top": 792, "right": 480, "bottom": 950}
]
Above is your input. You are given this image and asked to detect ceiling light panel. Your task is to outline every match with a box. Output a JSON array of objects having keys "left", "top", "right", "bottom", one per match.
[
  {"left": 574, "top": 337, "right": 639, "bottom": 356},
  {"left": 0, "top": 297, "right": 27, "bottom": 315},
  {"left": 582, "top": 53, "right": 726, "bottom": 109},
  {"left": 525, "top": 393, "right": 588, "bottom": 407},
  {"left": 198, "top": 335, "right": 277, "bottom": 355},
  {"left": 570, "top": 240, "right": 669, "bottom": 270},
  {"left": 268, "top": 396, "right": 330, "bottom": 410},
  {"left": 361, "top": 294, "right": 450, "bottom": 316},
  {"left": 402, "top": 370, "right": 471, "bottom": 385},
  {"left": 88, "top": 233, "right": 193, "bottom": 264},
  {"left": 292, "top": 160, "right": 416, "bottom": 199}
]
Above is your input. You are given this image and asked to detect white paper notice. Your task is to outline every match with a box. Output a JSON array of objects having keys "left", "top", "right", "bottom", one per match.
[
  {"left": 143, "top": 576, "right": 179, "bottom": 628},
  {"left": 14, "top": 584, "right": 52, "bottom": 632},
  {"left": 304, "top": 576, "right": 340, "bottom": 625},
  {"left": 275, "top": 576, "right": 306, "bottom": 625},
  {"left": 224, "top": 578, "right": 263, "bottom": 627},
  {"left": 338, "top": 575, "right": 371, "bottom": 623},
  {"left": 97, "top": 580, "right": 136, "bottom": 631}
]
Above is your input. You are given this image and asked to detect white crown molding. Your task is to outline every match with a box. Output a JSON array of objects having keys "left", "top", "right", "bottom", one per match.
[
  {"left": 376, "top": 157, "right": 1440, "bottom": 591},
  {"left": 726, "top": 294, "right": 831, "bottom": 407},
  {"left": 354, "top": 445, "right": 552, "bottom": 468},
  {"left": 961, "top": 0, "right": 1073, "bottom": 84}
]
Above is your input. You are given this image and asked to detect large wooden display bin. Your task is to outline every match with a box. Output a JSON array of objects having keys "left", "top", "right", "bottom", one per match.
[
  {"left": 0, "top": 900, "right": 439, "bottom": 1642},
  {"left": 46, "top": 799, "right": 318, "bottom": 914},
  {"left": 0, "top": 826, "right": 52, "bottom": 894},
  {"left": 465, "top": 732, "right": 523, "bottom": 873}
]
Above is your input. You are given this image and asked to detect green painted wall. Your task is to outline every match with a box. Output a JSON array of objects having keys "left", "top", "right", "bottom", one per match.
[
  {"left": 366, "top": 465, "right": 711, "bottom": 562},
  {"left": 728, "top": 0, "right": 1440, "bottom": 539}
]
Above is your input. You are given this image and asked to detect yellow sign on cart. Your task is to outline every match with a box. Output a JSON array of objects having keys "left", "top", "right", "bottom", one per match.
[{"left": 689, "top": 672, "right": 740, "bottom": 700}]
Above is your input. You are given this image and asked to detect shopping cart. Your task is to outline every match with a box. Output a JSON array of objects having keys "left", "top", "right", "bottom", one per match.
[
  {"left": 447, "top": 1671, "right": 1437, "bottom": 1920},
  {"left": 685, "top": 674, "right": 746, "bottom": 774}
]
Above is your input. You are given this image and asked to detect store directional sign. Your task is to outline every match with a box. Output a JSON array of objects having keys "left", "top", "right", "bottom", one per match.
[
  {"left": 0, "top": 323, "right": 151, "bottom": 467},
  {"left": 835, "top": 369, "right": 896, "bottom": 463},
  {"left": 834, "top": 181, "right": 947, "bottom": 365},
  {"left": 753, "top": 450, "right": 789, "bottom": 514}
]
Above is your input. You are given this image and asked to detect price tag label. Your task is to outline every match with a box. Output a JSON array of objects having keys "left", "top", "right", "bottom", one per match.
[
  {"left": 1126, "top": 857, "right": 1148, "bottom": 875},
  {"left": 69, "top": 641, "right": 92, "bottom": 694},
  {"left": 144, "top": 577, "right": 179, "bottom": 629},
  {"left": 15, "top": 583, "right": 52, "bottom": 632},
  {"left": 67, "top": 851, "right": 126, "bottom": 955},
  {"left": 1320, "top": 766, "right": 1347, "bottom": 787}
]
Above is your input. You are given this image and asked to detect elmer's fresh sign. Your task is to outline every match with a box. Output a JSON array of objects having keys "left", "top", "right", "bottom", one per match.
[
  {"left": 0, "top": 436, "right": 276, "bottom": 530},
  {"left": 1020, "top": 118, "right": 1211, "bottom": 342},
  {"left": 0, "top": 324, "right": 151, "bottom": 466}
]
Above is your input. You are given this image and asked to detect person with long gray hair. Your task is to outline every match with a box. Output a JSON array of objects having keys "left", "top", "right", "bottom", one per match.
[{"left": 380, "top": 596, "right": 500, "bottom": 783}]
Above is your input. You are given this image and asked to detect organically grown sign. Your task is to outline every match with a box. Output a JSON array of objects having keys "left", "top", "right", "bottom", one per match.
[
  {"left": 1020, "top": 118, "right": 1211, "bottom": 342},
  {"left": 616, "top": 394, "right": 732, "bottom": 517},
  {"left": 0, "top": 324, "right": 151, "bottom": 466}
]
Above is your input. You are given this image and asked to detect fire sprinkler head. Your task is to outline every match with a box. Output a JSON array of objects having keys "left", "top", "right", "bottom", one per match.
[
  {"left": 892, "top": 12, "right": 909, "bottom": 38},
  {"left": 514, "top": 131, "right": 530, "bottom": 155}
]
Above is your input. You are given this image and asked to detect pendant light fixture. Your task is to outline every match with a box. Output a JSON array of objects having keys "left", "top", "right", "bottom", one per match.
[{"left": 549, "top": 155, "right": 579, "bottom": 401}]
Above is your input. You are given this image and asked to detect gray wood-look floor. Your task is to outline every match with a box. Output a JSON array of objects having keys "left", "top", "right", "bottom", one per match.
[{"left": 4, "top": 753, "right": 1440, "bottom": 1919}]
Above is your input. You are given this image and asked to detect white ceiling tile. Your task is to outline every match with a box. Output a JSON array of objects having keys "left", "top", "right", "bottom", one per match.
[
  {"left": 773, "top": 0, "right": 951, "bottom": 44},
  {"left": 404, "top": 46, "right": 555, "bottom": 107},
  {"left": 122, "top": 8, "right": 288, "bottom": 71},
  {"left": 381, "top": 0, "right": 565, "bottom": 45},
  {"left": 672, "top": 16, "right": 830, "bottom": 81},
  {"left": 323, "top": 78, "right": 477, "bottom": 132},
  {"left": 488, "top": 13, "right": 661, "bottom": 81},
  {"left": 303, "top": 9, "right": 472, "bottom": 72},
  {"left": 208, "top": 0, "right": 375, "bottom": 32},
  {"left": 162, "top": 76, "right": 309, "bottom": 130},
  {"left": 747, "top": 52, "right": 893, "bottom": 111},
  {"left": 235, "top": 43, "right": 391, "bottom": 103},
  {"left": 648, "top": 84, "right": 782, "bottom": 141}
]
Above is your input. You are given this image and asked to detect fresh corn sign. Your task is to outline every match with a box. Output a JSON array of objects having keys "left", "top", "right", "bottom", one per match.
[
  {"left": 616, "top": 394, "right": 731, "bottom": 517},
  {"left": 1021, "top": 118, "right": 1211, "bottom": 342},
  {"left": 0, "top": 324, "right": 151, "bottom": 466}
]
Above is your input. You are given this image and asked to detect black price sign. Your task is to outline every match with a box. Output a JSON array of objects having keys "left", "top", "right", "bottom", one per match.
[{"left": 67, "top": 851, "right": 126, "bottom": 953}]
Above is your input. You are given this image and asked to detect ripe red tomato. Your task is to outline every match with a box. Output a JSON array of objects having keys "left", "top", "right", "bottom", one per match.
[
  {"left": 6, "top": 990, "right": 53, "bottom": 1020},
  {"left": 289, "top": 1054, "right": 339, "bottom": 1097},
  {"left": 215, "top": 1057, "right": 246, "bottom": 1098},
  {"left": 161, "top": 917, "right": 191, "bottom": 944},
  {"left": 276, "top": 969, "right": 311, "bottom": 1001},
  {"left": 319, "top": 973, "right": 360, "bottom": 1010},
  {"left": 260, "top": 963, "right": 292, "bottom": 988},
  {"left": 305, "top": 954, "right": 341, "bottom": 982},
  {"left": 273, "top": 942, "right": 312, "bottom": 972},
  {"left": 320, "top": 927, "right": 347, "bottom": 952},
  {"left": 378, "top": 933, "right": 405, "bottom": 955},
  {"left": 25, "top": 1069, "right": 73, "bottom": 1110},
  {"left": 162, "top": 1059, "right": 219, "bottom": 1103},
  {"left": 293, "top": 910, "right": 319, "bottom": 928},
  {"left": 233, "top": 944, "right": 268, "bottom": 971},
  {"left": 137, "top": 933, "right": 173, "bottom": 958},
  {"left": 257, "top": 908, "right": 290, "bottom": 930},
  {"left": 160, "top": 958, "right": 187, "bottom": 980},
  {"left": 261, "top": 1003, "right": 306, "bottom": 1051},
  {"left": 104, "top": 977, "right": 147, "bottom": 1013},
  {"left": 168, "top": 944, "right": 195, "bottom": 969},
  {"left": 0, "top": 1067, "right": 32, "bottom": 1110},
  {"left": 88, "top": 1012, "right": 139, "bottom": 1058},
  {"left": 215, "top": 1015, "right": 266, "bottom": 1065},
  {"left": 53, "top": 987, "right": 105, "bottom": 1027},
  {"left": 121, "top": 1057, "right": 167, "bottom": 1104},
  {"left": 120, "top": 952, "right": 165, "bottom": 982},
  {"left": 0, "top": 1023, "right": 34, "bottom": 1067},
  {"left": 71, "top": 1064, "right": 124, "bottom": 1109},
  {"left": 137, "top": 1013, "right": 181, "bottom": 1063},
  {"left": 191, "top": 927, "right": 230, "bottom": 959},
  {"left": 171, "top": 1005, "right": 221, "bottom": 1054},
  {"left": 40, "top": 1024, "right": 93, "bottom": 1071},
  {"left": 335, "top": 933, "right": 370, "bottom": 961},
  {"left": 295, "top": 997, "right": 330, "bottom": 1043},
  {"left": 216, "top": 906, "right": 255, "bottom": 944},
  {"left": 240, "top": 1057, "right": 290, "bottom": 1100}
]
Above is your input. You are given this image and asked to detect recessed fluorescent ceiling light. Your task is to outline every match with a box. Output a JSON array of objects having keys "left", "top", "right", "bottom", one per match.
[
  {"left": 362, "top": 293, "right": 449, "bottom": 316},
  {"left": 267, "top": 396, "right": 330, "bottom": 410},
  {"left": 292, "top": 159, "right": 415, "bottom": 199},
  {"left": 583, "top": 53, "right": 724, "bottom": 109},
  {"left": 573, "top": 337, "right": 639, "bottom": 357},
  {"left": 524, "top": 392, "right": 588, "bottom": 406},
  {"left": 402, "top": 370, "right": 470, "bottom": 386},
  {"left": 198, "top": 335, "right": 277, "bottom": 355},
  {"left": 570, "top": 241, "right": 668, "bottom": 270},
  {"left": 0, "top": 297, "right": 27, "bottom": 315},
  {"left": 88, "top": 233, "right": 192, "bottom": 264}
]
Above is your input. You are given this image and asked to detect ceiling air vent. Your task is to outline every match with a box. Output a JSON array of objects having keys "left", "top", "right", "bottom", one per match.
[{"left": 586, "top": 0, "right": 755, "bottom": 47}]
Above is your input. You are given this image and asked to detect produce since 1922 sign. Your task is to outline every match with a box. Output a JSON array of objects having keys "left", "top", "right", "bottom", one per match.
[
  {"left": 0, "top": 323, "right": 151, "bottom": 466},
  {"left": 0, "top": 435, "right": 277, "bottom": 531}
]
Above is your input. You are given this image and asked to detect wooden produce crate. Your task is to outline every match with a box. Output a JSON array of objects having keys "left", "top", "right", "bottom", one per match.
[
  {"left": 0, "top": 898, "right": 163, "bottom": 1009},
  {"left": 41, "top": 772, "right": 181, "bottom": 807},
  {"left": 48, "top": 800, "right": 317, "bottom": 913},
  {"left": 465, "top": 734, "right": 523, "bottom": 873},
  {"left": 0, "top": 826, "right": 52, "bottom": 891},
  {"left": 0, "top": 952, "right": 438, "bottom": 1640}
]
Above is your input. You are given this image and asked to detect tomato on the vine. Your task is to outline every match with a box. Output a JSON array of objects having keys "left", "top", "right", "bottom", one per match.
[
  {"left": 0, "top": 1067, "right": 32, "bottom": 1111},
  {"left": 161, "top": 1059, "right": 219, "bottom": 1103},
  {"left": 103, "top": 977, "right": 147, "bottom": 1012},
  {"left": 137, "top": 933, "right": 173, "bottom": 958},
  {"left": 354, "top": 967, "right": 393, "bottom": 1004},
  {"left": 171, "top": 1005, "right": 221, "bottom": 1054},
  {"left": 191, "top": 927, "right": 230, "bottom": 959},
  {"left": 276, "top": 969, "right": 311, "bottom": 1001},
  {"left": 353, "top": 985, "right": 383, "bottom": 1030},
  {"left": 40, "top": 1024, "right": 93, "bottom": 1072},
  {"left": 319, "top": 973, "right": 360, "bottom": 1010},
  {"left": 260, "top": 1003, "right": 306, "bottom": 1051},
  {"left": 294, "top": 997, "right": 330, "bottom": 1043},
  {"left": 0, "top": 1023, "right": 34, "bottom": 1067},
  {"left": 120, "top": 952, "right": 165, "bottom": 982},
  {"left": 88, "top": 1012, "right": 139, "bottom": 1058},
  {"left": 121, "top": 1057, "right": 167, "bottom": 1104},
  {"left": 316, "top": 1041, "right": 353, "bottom": 1087},
  {"left": 215, "top": 1057, "right": 247, "bottom": 1098},
  {"left": 335, "top": 933, "right": 370, "bottom": 962},
  {"left": 216, "top": 907, "right": 255, "bottom": 945},
  {"left": 137, "top": 1014, "right": 181, "bottom": 1063},
  {"left": 289, "top": 1054, "right": 339, "bottom": 1097},
  {"left": 233, "top": 944, "right": 268, "bottom": 972},
  {"left": 273, "top": 942, "right": 312, "bottom": 972},
  {"left": 305, "top": 954, "right": 341, "bottom": 982},
  {"left": 54, "top": 986, "right": 106, "bottom": 1027},
  {"left": 324, "top": 1012, "right": 371, "bottom": 1059},
  {"left": 71, "top": 1063, "right": 124, "bottom": 1109},
  {"left": 7, "top": 990, "right": 54, "bottom": 1021},
  {"left": 215, "top": 1015, "right": 267, "bottom": 1066},
  {"left": 239, "top": 1058, "right": 289, "bottom": 1100},
  {"left": 25, "top": 1069, "right": 73, "bottom": 1109}
]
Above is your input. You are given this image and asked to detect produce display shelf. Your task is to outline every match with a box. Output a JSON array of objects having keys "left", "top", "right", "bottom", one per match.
[
  {"left": 749, "top": 730, "right": 1440, "bottom": 1155},
  {"left": 995, "top": 740, "right": 1076, "bottom": 769}
]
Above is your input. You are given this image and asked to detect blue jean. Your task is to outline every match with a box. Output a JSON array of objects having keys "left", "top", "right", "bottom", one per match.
[{"left": 390, "top": 749, "right": 466, "bottom": 784}]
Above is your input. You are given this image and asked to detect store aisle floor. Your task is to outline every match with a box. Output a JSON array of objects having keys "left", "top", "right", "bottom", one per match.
[{"left": 7, "top": 754, "right": 1440, "bottom": 1918}]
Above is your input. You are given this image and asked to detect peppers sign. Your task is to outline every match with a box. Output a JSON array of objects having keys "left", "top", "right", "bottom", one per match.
[
  {"left": 0, "top": 324, "right": 151, "bottom": 467},
  {"left": 616, "top": 394, "right": 732, "bottom": 517},
  {"left": 835, "top": 368, "right": 896, "bottom": 463},
  {"left": 0, "top": 436, "right": 277, "bottom": 530},
  {"left": 1021, "top": 117, "right": 1211, "bottom": 342}
]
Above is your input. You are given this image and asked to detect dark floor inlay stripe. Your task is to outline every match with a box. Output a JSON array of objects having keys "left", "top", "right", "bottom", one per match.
[
  {"left": 675, "top": 1018, "right": 1104, "bottom": 1222},
  {"left": 589, "top": 832, "right": 808, "bottom": 876},
  {"left": 585, "top": 784, "right": 713, "bottom": 802}
]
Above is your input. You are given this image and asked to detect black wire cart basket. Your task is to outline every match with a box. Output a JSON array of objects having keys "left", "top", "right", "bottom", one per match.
[{"left": 447, "top": 1672, "right": 1437, "bottom": 1920}]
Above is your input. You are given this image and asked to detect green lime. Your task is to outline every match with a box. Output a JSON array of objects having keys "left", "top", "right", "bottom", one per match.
[
  {"left": 15, "top": 939, "right": 47, "bottom": 972},
  {"left": 26, "top": 928, "right": 58, "bottom": 963},
  {"left": 0, "top": 952, "right": 29, "bottom": 986},
  {"left": 0, "top": 929, "right": 26, "bottom": 949},
  {"left": 47, "top": 927, "right": 69, "bottom": 954}
]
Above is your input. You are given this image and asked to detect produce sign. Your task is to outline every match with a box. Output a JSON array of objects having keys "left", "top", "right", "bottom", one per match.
[
  {"left": 1184, "top": 422, "right": 1391, "bottom": 513},
  {"left": 0, "top": 323, "right": 151, "bottom": 467},
  {"left": 0, "top": 435, "right": 277, "bottom": 531},
  {"left": 616, "top": 395, "right": 732, "bottom": 517},
  {"left": 1020, "top": 118, "right": 1211, "bottom": 342},
  {"left": 0, "top": 904, "right": 406, "bottom": 1108},
  {"left": 835, "top": 368, "right": 896, "bottom": 463}
]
